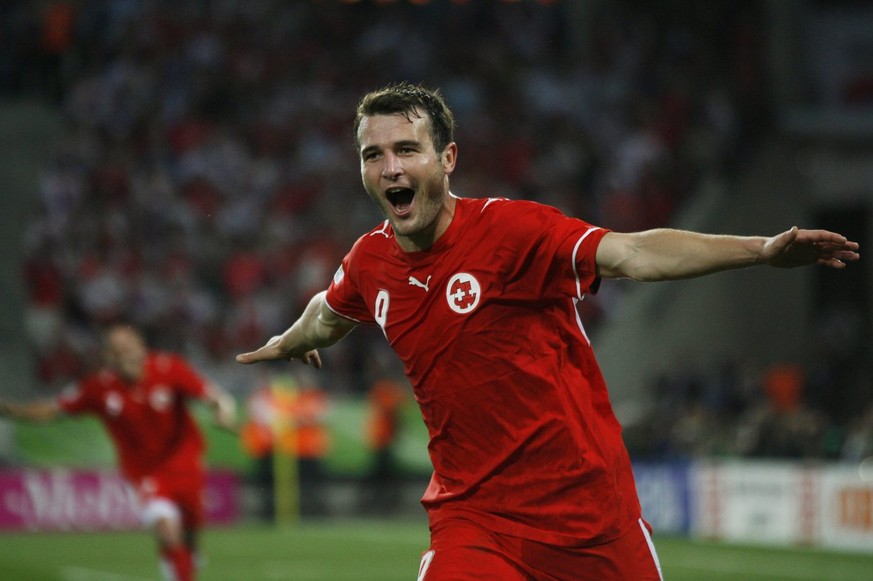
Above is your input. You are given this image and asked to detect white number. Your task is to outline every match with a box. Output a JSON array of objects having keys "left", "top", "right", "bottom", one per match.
[
  {"left": 417, "top": 550, "right": 435, "bottom": 581},
  {"left": 374, "top": 290, "right": 389, "bottom": 338}
]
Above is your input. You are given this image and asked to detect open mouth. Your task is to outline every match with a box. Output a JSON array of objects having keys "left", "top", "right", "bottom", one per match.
[{"left": 386, "top": 187, "right": 415, "bottom": 215}]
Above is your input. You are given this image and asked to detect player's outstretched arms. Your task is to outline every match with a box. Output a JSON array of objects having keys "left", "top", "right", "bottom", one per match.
[
  {"left": 763, "top": 226, "right": 860, "bottom": 269},
  {"left": 236, "top": 334, "right": 323, "bottom": 367},
  {"left": 236, "top": 290, "right": 357, "bottom": 367},
  {"left": 0, "top": 399, "right": 61, "bottom": 422},
  {"left": 596, "top": 226, "right": 859, "bottom": 282}
]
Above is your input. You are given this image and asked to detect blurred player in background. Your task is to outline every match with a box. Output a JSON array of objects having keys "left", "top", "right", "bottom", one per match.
[
  {"left": 236, "top": 82, "right": 860, "bottom": 580},
  {"left": 0, "top": 323, "right": 237, "bottom": 581}
]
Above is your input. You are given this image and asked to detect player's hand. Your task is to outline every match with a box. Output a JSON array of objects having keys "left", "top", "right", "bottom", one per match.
[
  {"left": 763, "top": 226, "right": 860, "bottom": 269},
  {"left": 212, "top": 391, "right": 239, "bottom": 435},
  {"left": 235, "top": 335, "right": 323, "bottom": 368},
  {"left": 215, "top": 419, "right": 241, "bottom": 436}
]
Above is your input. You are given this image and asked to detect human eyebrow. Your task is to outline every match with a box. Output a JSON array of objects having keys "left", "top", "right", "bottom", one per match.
[
  {"left": 360, "top": 145, "right": 382, "bottom": 159},
  {"left": 394, "top": 140, "right": 421, "bottom": 152}
]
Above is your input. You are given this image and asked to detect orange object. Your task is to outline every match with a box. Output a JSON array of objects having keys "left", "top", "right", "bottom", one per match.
[
  {"left": 41, "top": 2, "right": 77, "bottom": 54},
  {"left": 241, "top": 422, "right": 272, "bottom": 458},
  {"left": 366, "top": 379, "right": 406, "bottom": 450},
  {"left": 241, "top": 382, "right": 331, "bottom": 458},
  {"left": 762, "top": 363, "right": 805, "bottom": 412}
]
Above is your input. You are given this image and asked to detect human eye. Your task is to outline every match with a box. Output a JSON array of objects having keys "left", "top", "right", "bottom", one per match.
[{"left": 361, "top": 149, "right": 381, "bottom": 162}]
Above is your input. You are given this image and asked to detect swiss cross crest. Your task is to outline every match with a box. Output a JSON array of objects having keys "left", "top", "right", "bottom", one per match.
[
  {"left": 149, "top": 386, "right": 172, "bottom": 411},
  {"left": 104, "top": 392, "right": 123, "bottom": 416},
  {"left": 446, "top": 273, "right": 481, "bottom": 314}
]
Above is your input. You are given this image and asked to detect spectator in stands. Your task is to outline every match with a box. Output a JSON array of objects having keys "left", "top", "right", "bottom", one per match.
[
  {"left": 17, "top": 2, "right": 751, "bottom": 395},
  {"left": 14, "top": 1, "right": 853, "bottom": 468}
]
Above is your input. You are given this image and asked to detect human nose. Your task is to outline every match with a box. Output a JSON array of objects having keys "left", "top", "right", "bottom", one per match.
[{"left": 381, "top": 153, "right": 402, "bottom": 180}]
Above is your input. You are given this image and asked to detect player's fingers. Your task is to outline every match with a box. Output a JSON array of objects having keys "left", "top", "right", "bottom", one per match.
[
  {"left": 816, "top": 257, "right": 847, "bottom": 269},
  {"left": 813, "top": 247, "right": 859, "bottom": 263},
  {"left": 237, "top": 335, "right": 288, "bottom": 364},
  {"left": 302, "top": 350, "right": 323, "bottom": 368},
  {"left": 833, "top": 249, "right": 861, "bottom": 262},
  {"left": 813, "top": 239, "right": 859, "bottom": 251},
  {"left": 236, "top": 347, "right": 277, "bottom": 364},
  {"left": 800, "top": 230, "right": 862, "bottom": 254},
  {"left": 235, "top": 351, "right": 259, "bottom": 364},
  {"left": 237, "top": 346, "right": 322, "bottom": 368}
]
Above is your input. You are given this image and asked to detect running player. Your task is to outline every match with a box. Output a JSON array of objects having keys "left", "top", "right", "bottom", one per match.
[
  {"left": 1, "top": 323, "right": 237, "bottom": 581},
  {"left": 236, "top": 82, "right": 859, "bottom": 580}
]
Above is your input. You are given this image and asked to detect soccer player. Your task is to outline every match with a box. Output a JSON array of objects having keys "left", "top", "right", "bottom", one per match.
[
  {"left": 236, "top": 82, "right": 860, "bottom": 580},
  {"left": 0, "top": 323, "right": 237, "bottom": 581}
]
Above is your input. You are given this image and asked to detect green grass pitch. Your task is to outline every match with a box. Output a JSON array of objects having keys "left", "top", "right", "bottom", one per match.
[{"left": 0, "top": 518, "right": 871, "bottom": 580}]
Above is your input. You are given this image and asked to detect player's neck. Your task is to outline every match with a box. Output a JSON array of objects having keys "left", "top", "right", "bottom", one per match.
[
  {"left": 114, "top": 368, "right": 144, "bottom": 385},
  {"left": 396, "top": 195, "right": 457, "bottom": 253}
]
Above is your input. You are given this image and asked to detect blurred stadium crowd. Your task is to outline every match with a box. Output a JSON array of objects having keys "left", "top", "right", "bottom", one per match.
[{"left": 2, "top": 0, "right": 870, "bottom": 465}]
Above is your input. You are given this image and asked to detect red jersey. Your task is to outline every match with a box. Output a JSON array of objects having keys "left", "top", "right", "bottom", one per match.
[
  {"left": 58, "top": 353, "right": 209, "bottom": 484},
  {"left": 326, "top": 196, "right": 641, "bottom": 546}
]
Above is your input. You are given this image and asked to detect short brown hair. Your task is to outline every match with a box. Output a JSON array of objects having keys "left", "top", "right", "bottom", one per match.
[{"left": 354, "top": 81, "right": 456, "bottom": 154}]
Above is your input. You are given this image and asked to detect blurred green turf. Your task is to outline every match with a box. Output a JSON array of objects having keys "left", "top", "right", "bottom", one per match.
[{"left": 0, "top": 519, "right": 871, "bottom": 581}]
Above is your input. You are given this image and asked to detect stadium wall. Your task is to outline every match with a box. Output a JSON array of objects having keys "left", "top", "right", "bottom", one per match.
[
  {"left": 595, "top": 137, "right": 814, "bottom": 414},
  {"left": 638, "top": 459, "right": 873, "bottom": 554},
  {"left": 689, "top": 460, "right": 873, "bottom": 554},
  {"left": 3, "top": 461, "right": 870, "bottom": 555},
  {"left": 0, "top": 469, "right": 239, "bottom": 532}
]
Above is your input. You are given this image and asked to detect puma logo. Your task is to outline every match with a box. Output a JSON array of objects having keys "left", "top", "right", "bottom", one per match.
[
  {"left": 408, "top": 275, "right": 432, "bottom": 292},
  {"left": 370, "top": 221, "right": 391, "bottom": 238},
  {"left": 482, "top": 197, "right": 506, "bottom": 211}
]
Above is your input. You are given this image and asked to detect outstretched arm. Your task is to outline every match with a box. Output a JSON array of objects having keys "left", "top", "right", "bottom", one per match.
[
  {"left": 236, "top": 290, "right": 357, "bottom": 366},
  {"left": 596, "top": 226, "right": 859, "bottom": 282},
  {"left": 0, "top": 398, "right": 62, "bottom": 423}
]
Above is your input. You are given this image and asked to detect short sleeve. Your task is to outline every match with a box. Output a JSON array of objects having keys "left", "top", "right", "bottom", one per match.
[
  {"left": 159, "top": 354, "right": 209, "bottom": 399},
  {"left": 57, "top": 380, "right": 94, "bottom": 415},
  {"left": 493, "top": 201, "right": 609, "bottom": 301},
  {"left": 325, "top": 247, "right": 375, "bottom": 324},
  {"left": 566, "top": 223, "right": 609, "bottom": 298}
]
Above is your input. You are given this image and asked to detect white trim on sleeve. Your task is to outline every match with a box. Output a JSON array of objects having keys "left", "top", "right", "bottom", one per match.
[{"left": 571, "top": 227, "right": 601, "bottom": 300}]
